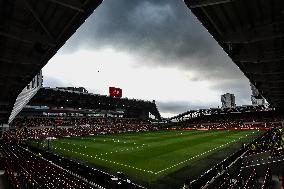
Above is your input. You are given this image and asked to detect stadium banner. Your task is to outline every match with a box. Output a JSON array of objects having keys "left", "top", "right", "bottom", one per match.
[{"left": 109, "top": 87, "right": 122, "bottom": 98}]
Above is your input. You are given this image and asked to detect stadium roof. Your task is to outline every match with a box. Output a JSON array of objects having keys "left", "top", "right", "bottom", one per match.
[
  {"left": 168, "top": 105, "right": 269, "bottom": 121},
  {"left": 184, "top": 0, "right": 284, "bottom": 108},
  {"left": 0, "top": 0, "right": 103, "bottom": 124},
  {"left": 28, "top": 87, "right": 162, "bottom": 120}
]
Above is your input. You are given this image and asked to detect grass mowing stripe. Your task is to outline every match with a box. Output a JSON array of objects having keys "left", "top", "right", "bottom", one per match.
[
  {"left": 52, "top": 131, "right": 255, "bottom": 175},
  {"left": 57, "top": 141, "right": 149, "bottom": 157},
  {"left": 112, "top": 131, "right": 243, "bottom": 171},
  {"left": 53, "top": 135, "right": 241, "bottom": 175},
  {"left": 54, "top": 146, "right": 156, "bottom": 174},
  {"left": 36, "top": 130, "right": 261, "bottom": 182},
  {"left": 155, "top": 135, "right": 246, "bottom": 174}
]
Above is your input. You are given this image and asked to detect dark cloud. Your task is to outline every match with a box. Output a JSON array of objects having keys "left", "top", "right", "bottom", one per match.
[
  {"left": 43, "top": 76, "right": 106, "bottom": 96},
  {"left": 43, "top": 76, "right": 67, "bottom": 88},
  {"left": 61, "top": 0, "right": 251, "bottom": 110},
  {"left": 209, "top": 78, "right": 251, "bottom": 106},
  {"left": 66, "top": 2, "right": 216, "bottom": 61},
  {"left": 64, "top": 0, "right": 247, "bottom": 78},
  {"left": 157, "top": 101, "right": 210, "bottom": 115}
]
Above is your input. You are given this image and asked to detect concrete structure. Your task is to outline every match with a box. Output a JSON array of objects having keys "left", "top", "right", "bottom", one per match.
[
  {"left": 250, "top": 83, "right": 266, "bottom": 106},
  {"left": 0, "top": 124, "right": 9, "bottom": 138},
  {"left": 9, "top": 71, "right": 43, "bottom": 123},
  {"left": 221, "top": 93, "right": 236, "bottom": 108},
  {"left": 0, "top": 0, "right": 103, "bottom": 124},
  {"left": 251, "top": 97, "right": 266, "bottom": 106},
  {"left": 26, "top": 71, "right": 43, "bottom": 90},
  {"left": 167, "top": 105, "right": 270, "bottom": 122}
]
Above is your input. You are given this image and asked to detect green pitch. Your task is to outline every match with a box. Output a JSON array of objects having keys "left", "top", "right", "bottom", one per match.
[{"left": 36, "top": 130, "right": 261, "bottom": 183}]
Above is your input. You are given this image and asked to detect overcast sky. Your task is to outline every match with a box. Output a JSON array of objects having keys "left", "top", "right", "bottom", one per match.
[{"left": 43, "top": 0, "right": 251, "bottom": 118}]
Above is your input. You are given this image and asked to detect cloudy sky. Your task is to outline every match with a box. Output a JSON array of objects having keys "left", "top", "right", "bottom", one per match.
[{"left": 43, "top": 0, "right": 251, "bottom": 118}]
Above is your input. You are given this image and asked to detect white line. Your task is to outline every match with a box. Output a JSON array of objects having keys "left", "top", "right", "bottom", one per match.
[
  {"left": 58, "top": 140, "right": 150, "bottom": 157},
  {"left": 54, "top": 146, "right": 155, "bottom": 174},
  {"left": 155, "top": 138, "right": 241, "bottom": 174},
  {"left": 53, "top": 132, "right": 255, "bottom": 175}
]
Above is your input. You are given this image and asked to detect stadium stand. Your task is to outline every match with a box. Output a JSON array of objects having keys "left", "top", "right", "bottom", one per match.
[
  {"left": 1, "top": 116, "right": 153, "bottom": 188},
  {"left": 0, "top": 141, "right": 98, "bottom": 189},
  {"left": 4, "top": 117, "right": 156, "bottom": 141},
  {"left": 0, "top": 0, "right": 103, "bottom": 124},
  {"left": 183, "top": 127, "right": 284, "bottom": 189},
  {"left": 1, "top": 0, "right": 284, "bottom": 188},
  {"left": 180, "top": 1, "right": 284, "bottom": 186},
  {"left": 168, "top": 105, "right": 271, "bottom": 122},
  {"left": 2, "top": 107, "right": 284, "bottom": 189},
  {"left": 184, "top": 0, "right": 284, "bottom": 109},
  {"left": 0, "top": 140, "right": 144, "bottom": 189},
  {"left": 167, "top": 111, "right": 284, "bottom": 131},
  {"left": 27, "top": 87, "right": 161, "bottom": 121},
  {"left": 10, "top": 117, "right": 150, "bottom": 128}
]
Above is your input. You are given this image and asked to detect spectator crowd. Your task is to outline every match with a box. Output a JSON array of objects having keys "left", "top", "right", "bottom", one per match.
[
  {"left": 172, "top": 111, "right": 284, "bottom": 131},
  {"left": 0, "top": 141, "right": 98, "bottom": 189},
  {"left": 4, "top": 117, "right": 157, "bottom": 141},
  {"left": 247, "top": 128, "right": 284, "bottom": 157},
  {"left": 1, "top": 112, "right": 284, "bottom": 189}
]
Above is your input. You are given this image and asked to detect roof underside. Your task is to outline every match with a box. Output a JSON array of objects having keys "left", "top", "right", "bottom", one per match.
[
  {"left": 184, "top": 0, "right": 284, "bottom": 108},
  {"left": 0, "top": 0, "right": 103, "bottom": 123}
]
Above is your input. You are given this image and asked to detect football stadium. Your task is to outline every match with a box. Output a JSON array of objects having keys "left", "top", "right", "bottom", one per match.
[{"left": 1, "top": 0, "right": 284, "bottom": 189}]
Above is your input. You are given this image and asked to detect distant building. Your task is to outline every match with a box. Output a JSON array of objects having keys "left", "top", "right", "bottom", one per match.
[
  {"left": 56, "top": 87, "right": 88, "bottom": 93},
  {"left": 250, "top": 83, "right": 266, "bottom": 106},
  {"left": 221, "top": 93, "right": 236, "bottom": 108}
]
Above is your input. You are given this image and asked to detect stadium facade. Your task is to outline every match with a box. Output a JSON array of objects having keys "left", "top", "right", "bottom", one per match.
[
  {"left": 250, "top": 83, "right": 266, "bottom": 106},
  {"left": 8, "top": 71, "right": 43, "bottom": 124},
  {"left": 55, "top": 87, "right": 89, "bottom": 93},
  {"left": 1, "top": 71, "right": 43, "bottom": 136}
]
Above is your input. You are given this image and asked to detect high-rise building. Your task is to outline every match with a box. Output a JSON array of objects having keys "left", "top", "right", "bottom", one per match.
[
  {"left": 250, "top": 83, "right": 266, "bottom": 106},
  {"left": 221, "top": 93, "right": 236, "bottom": 108}
]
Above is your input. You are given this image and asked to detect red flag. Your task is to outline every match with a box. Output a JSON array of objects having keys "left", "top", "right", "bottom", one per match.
[{"left": 109, "top": 87, "right": 122, "bottom": 98}]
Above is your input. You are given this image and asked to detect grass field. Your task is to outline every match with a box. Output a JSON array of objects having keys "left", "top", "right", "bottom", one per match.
[{"left": 31, "top": 130, "right": 262, "bottom": 185}]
